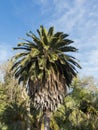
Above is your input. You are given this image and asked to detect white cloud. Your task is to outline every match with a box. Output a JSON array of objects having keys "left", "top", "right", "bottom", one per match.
[
  {"left": 46, "top": 0, "right": 86, "bottom": 32},
  {"left": 40, "top": 0, "right": 48, "bottom": 3},
  {"left": 44, "top": 0, "right": 98, "bottom": 79},
  {"left": 78, "top": 49, "right": 98, "bottom": 79},
  {"left": 0, "top": 43, "right": 13, "bottom": 64},
  {"left": 1, "top": 0, "right": 98, "bottom": 80},
  {"left": 88, "top": 50, "right": 98, "bottom": 66}
]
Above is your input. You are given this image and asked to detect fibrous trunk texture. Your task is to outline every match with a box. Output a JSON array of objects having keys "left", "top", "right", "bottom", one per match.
[{"left": 29, "top": 73, "right": 67, "bottom": 111}]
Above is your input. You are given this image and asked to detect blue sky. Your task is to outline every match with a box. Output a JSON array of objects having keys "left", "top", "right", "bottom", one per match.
[{"left": 0, "top": 0, "right": 98, "bottom": 80}]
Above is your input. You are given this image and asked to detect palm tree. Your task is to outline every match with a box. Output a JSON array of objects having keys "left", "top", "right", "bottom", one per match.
[{"left": 11, "top": 26, "right": 81, "bottom": 130}]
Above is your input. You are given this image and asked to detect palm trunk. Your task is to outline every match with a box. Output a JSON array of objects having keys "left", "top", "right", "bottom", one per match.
[{"left": 44, "top": 110, "right": 51, "bottom": 130}]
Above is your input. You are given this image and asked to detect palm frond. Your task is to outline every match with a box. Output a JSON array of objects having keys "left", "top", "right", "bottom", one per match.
[{"left": 11, "top": 25, "right": 81, "bottom": 111}]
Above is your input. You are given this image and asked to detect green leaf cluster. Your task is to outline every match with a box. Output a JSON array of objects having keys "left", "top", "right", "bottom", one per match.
[
  {"left": 52, "top": 77, "right": 98, "bottom": 130},
  {"left": 12, "top": 26, "right": 81, "bottom": 87}
]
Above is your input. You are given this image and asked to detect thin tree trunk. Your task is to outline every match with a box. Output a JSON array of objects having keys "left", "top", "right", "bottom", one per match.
[
  {"left": 44, "top": 110, "right": 51, "bottom": 130},
  {"left": 26, "top": 94, "right": 31, "bottom": 130}
]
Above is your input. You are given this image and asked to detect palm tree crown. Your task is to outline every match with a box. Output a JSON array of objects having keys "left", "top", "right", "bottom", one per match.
[{"left": 12, "top": 26, "right": 81, "bottom": 111}]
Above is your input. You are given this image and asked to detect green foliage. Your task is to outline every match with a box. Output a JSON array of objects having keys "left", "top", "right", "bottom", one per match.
[
  {"left": 12, "top": 26, "right": 81, "bottom": 85},
  {"left": 11, "top": 26, "right": 81, "bottom": 112},
  {"left": 0, "top": 61, "right": 33, "bottom": 130},
  {"left": 52, "top": 77, "right": 98, "bottom": 130},
  {"left": 0, "top": 61, "right": 98, "bottom": 130},
  {"left": 1, "top": 26, "right": 98, "bottom": 130},
  {"left": 0, "top": 101, "right": 30, "bottom": 130}
]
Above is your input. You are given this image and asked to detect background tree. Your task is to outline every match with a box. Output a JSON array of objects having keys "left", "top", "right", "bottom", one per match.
[
  {"left": 53, "top": 77, "right": 98, "bottom": 130},
  {"left": 0, "top": 61, "right": 33, "bottom": 130},
  {"left": 11, "top": 26, "right": 81, "bottom": 130}
]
